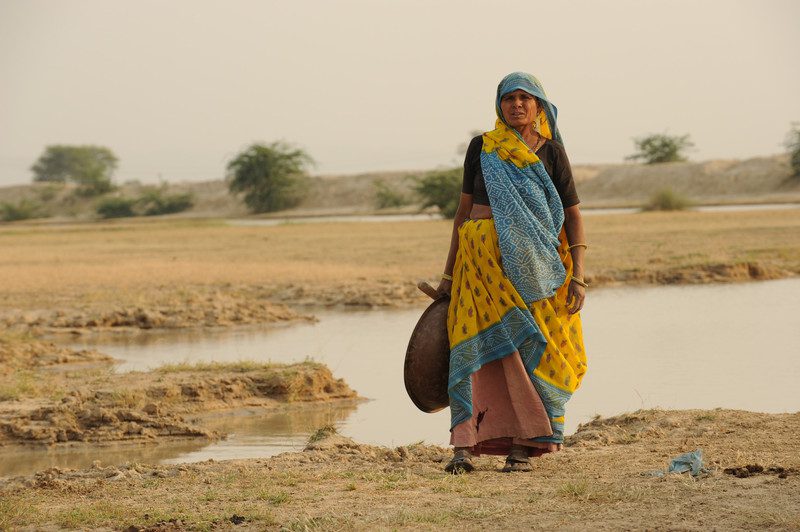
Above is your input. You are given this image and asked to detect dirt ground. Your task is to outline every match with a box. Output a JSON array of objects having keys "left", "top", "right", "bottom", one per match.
[
  {"left": 0, "top": 408, "right": 797, "bottom": 531},
  {"left": 1, "top": 209, "right": 798, "bottom": 336}
]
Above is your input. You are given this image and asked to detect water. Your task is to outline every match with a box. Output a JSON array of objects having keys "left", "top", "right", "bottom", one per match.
[
  {"left": 227, "top": 203, "right": 799, "bottom": 226},
  {"left": 5, "top": 279, "right": 799, "bottom": 476}
]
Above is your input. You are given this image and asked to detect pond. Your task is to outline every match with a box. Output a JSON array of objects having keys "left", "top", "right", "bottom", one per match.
[
  {"left": 3, "top": 278, "right": 799, "bottom": 477},
  {"left": 227, "top": 203, "right": 800, "bottom": 226}
]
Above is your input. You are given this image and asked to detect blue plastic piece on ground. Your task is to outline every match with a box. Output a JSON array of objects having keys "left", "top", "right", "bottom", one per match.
[
  {"left": 644, "top": 449, "right": 706, "bottom": 477},
  {"left": 668, "top": 449, "right": 704, "bottom": 476}
]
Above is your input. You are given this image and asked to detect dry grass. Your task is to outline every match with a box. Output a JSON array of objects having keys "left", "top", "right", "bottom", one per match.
[
  {"left": 0, "top": 210, "right": 798, "bottom": 318},
  {"left": 1, "top": 409, "right": 797, "bottom": 531}
]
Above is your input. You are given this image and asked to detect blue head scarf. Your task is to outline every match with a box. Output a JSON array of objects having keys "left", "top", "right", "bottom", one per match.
[{"left": 495, "top": 72, "right": 563, "bottom": 146}]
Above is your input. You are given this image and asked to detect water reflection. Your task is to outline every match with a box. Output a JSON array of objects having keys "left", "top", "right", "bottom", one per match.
[
  {"left": 0, "top": 439, "right": 208, "bottom": 478},
  {"left": 162, "top": 400, "right": 360, "bottom": 464},
  {"left": 1, "top": 401, "right": 359, "bottom": 478},
  {"left": 226, "top": 203, "right": 800, "bottom": 226}
]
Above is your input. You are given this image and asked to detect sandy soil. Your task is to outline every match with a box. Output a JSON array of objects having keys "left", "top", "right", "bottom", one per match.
[
  {"left": 0, "top": 408, "right": 797, "bottom": 530},
  {"left": 0, "top": 337, "right": 357, "bottom": 448},
  {"left": 0, "top": 210, "right": 798, "bottom": 337}
]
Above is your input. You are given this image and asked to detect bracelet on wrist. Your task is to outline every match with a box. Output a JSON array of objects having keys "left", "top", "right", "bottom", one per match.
[
  {"left": 568, "top": 243, "right": 588, "bottom": 251},
  {"left": 441, "top": 273, "right": 453, "bottom": 281},
  {"left": 570, "top": 276, "right": 589, "bottom": 288}
]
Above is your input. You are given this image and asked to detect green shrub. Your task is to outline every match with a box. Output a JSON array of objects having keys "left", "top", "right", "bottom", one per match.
[
  {"left": 138, "top": 187, "right": 194, "bottom": 216},
  {"left": 626, "top": 133, "right": 694, "bottom": 164},
  {"left": 642, "top": 188, "right": 691, "bottom": 211},
  {"left": 785, "top": 123, "right": 800, "bottom": 178},
  {"left": 227, "top": 142, "right": 312, "bottom": 213},
  {"left": 413, "top": 167, "right": 462, "bottom": 218},
  {"left": 96, "top": 197, "right": 136, "bottom": 218},
  {"left": 0, "top": 199, "right": 43, "bottom": 222},
  {"left": 374, "top": 181, "right": 410, "bottom": 209}
]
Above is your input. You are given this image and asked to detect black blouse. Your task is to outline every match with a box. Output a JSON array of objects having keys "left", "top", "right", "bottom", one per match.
[{"left": 461, "top": 135, "right": 580, "bottom": 208}]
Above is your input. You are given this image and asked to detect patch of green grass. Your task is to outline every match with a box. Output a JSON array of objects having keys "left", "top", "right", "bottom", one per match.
[
  {"left": 0, "top": 496, "right": 33, "bottom": 529},
  {"left": 54, "top": 503, "right": 131, "bottom": 529},
  {"left": 558, "top": 480, "right": 589, "bottom": 499},
  {"left": 272, "top": 471, "right": 302, "bottom": 488},
  {"left": 307, "top": 424, "right": 337, "bottom": 444},
  {"left": 642, "top": 188, "right": 692, "bottom": 211},
  {"left": 155, "top": 360, "right": 270, "bottom": 373},
  {"left": 0, "top": 370, "right": 38, "bottom": 400},
  {"left": 258, "top": 490, "right": 290, "bottom": 505},
  {"left": 281, "top": 515, "right": 351, "bottom": 531},
  {"left": 108, "top": 388, "right": 141, "bottom": 408}
]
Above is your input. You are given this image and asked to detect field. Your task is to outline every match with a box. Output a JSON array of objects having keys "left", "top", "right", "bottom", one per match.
[{"left": 1, "top": 209, "right": 799, "bottom": 334}]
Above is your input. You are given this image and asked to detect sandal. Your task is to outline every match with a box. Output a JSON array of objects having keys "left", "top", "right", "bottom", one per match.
[
  {"left": 444, "top": 449, "right": 475, "bottom": 474},
  {"left": 501, "top": 446, "right": 532, "bottom": 473}
]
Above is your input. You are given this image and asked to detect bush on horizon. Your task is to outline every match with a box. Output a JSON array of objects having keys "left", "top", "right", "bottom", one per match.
[
  {"left": 226, "top": 142, "right": 312, "bottom": 214},
  {"left": 626, "top": 133, "right": 694, "bottom": 164},
  {"left": 0, "top": 199, "right": 45, "bottom": 222},
  {"left": 413, "top": 167, "right": 462, "bottom": 218},
  {"left": 374, "top": 180, "right": 411, "bottom": 209},
  {"left": 137, "top": 186, "right": 194, "bottom": 216},
  {"left": 642, "top": 188, "right": 691, "bottom": 211},
  {"left": 785, "top": 123, "right": 800, "bottom": 178},
  {"left": 95, "top": 187, "right": 194, "bottom": 219},
  {"left": 96, "top": 197, "right": 136, "bottom": 219}
]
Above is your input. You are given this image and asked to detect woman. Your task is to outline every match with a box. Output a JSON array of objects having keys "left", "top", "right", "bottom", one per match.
[{"left": 437, "top": 72, "right": 588, "bottom": 473}]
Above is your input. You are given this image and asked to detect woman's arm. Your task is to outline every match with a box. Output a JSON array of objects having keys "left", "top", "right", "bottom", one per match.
[
  {"left": 436, "top": 193, "right": 473, "bottom": 295},
  {"left": 563, "top": 204, "right": 586, "bottom": 314}
]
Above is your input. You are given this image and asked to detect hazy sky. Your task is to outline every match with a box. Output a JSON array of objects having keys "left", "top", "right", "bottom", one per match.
[{"left": 1, "top": 0, "right": 798, "bottom": 185}]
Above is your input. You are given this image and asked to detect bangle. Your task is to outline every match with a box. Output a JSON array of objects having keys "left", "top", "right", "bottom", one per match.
[
  {"left": 570, "top": 276, "right": 589, "bottom": 288},
  {"left": 568, "top": 243, "right": 588, "bottom": 251},
  {"left": 441, "top": 273, "right": 453, "bottom": 281}
]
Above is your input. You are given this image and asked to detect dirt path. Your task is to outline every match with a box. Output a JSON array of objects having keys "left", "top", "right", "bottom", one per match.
[{"left": 1, "top": 408, "right": 797, "bottom": 530}]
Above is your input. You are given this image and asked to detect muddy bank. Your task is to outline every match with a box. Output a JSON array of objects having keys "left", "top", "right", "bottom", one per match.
[
  {"left": 0, "top": 288, "right": 314, "bottom": 335},
  {"left": 0, "top": 262, "right": 795, "bottom": 338},
  {"left": 1, "top": 408, "right": 797, "bottom": 530},
  {"left": 0, "top": 336, "right": 113, "bottom": 372},
  {"left": 587, "top": 260, "right": 793, "bottom": 287},
  {"left": 0, "top": 341, "right": 357, "bottom": 447}
]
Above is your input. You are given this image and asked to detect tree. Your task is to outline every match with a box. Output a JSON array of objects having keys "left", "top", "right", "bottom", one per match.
[
  {"left": 31, "top": 145, "right": 118, "bottom": 196},
  {"left": 626, "top": 133, "right": 694, "bottom": 164},
  {"left": 785, "top": 122, "right": 800, "bottom": 178},
  {"left": 226, "top": 142, "right": 312, "bottom": 213},
  {"left": 414, "top": 168, "right": 462, "bottom": 218}
]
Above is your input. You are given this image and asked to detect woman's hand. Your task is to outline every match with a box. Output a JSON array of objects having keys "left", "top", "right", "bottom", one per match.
[
  {"left": 566, "top": 280, "right": 585, "bottom": 314},
  {"left": 436, "top": 278, "right": 453, "bottom": 297}
]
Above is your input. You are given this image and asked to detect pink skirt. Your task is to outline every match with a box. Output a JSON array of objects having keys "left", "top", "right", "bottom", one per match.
[{"left": 450, "top": 350, "right": 562, "bottom": 457}]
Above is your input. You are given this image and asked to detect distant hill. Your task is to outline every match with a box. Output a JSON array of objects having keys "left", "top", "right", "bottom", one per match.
[{"left": 1, "top": 154, "right": 798, "bottom": 221}]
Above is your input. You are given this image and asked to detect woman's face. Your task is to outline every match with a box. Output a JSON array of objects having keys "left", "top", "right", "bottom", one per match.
[{"left": 500, "top": 89, "right": 539, "bottom": 131}]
